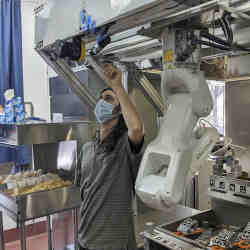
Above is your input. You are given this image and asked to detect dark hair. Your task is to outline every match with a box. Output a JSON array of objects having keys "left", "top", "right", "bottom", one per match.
[
  {"left": 100, "top": 87, "right": 113, "bottom": 96},
  {"left": 112, "top": 114, "right": 128, "bottom": 138},
  {"left": 97, "top": 88, "right": 128, "bottom": 152},
  {"left": 102, "top": 114, "right": 127, "bottom": 153}
]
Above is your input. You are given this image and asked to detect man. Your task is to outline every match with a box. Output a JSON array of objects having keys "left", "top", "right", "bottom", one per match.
[{"left": 76, "top": 64, "right": 144, "bottom": 250}]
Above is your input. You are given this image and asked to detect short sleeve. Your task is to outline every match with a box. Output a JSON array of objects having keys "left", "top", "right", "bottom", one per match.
[
  {"left": 74, "top": 142, "right": 93, "bottom": 187},
  {"left": 129, "top": 136, "right": 144, "bottom": 154},
  {"left": 124, "top": 133, "right": 144, "bottom": 183},
  {"left": 74, "top": 148, "right": 83, "bottom": 186}
]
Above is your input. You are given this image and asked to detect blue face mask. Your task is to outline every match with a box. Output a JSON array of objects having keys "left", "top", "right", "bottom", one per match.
[{"left": 94, "top": 99, "right": 115, "bottom": 124}]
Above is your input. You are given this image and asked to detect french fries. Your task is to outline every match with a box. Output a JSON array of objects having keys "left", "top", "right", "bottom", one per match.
[{"left": 11, "top": 179, "right": 72, "bottom": 196}]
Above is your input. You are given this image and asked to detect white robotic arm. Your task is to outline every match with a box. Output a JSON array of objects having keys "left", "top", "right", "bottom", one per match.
[
  {"left": 135, "top": 28, "right": 219, "bottom": 210},
  {"left": 190, "top": 126, "right": 219, "bottom": 175}
]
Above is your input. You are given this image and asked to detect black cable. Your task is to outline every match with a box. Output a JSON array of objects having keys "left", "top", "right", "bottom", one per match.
[
  {"left": 223, "top": 14, "right": 233, "bottom": 45},
  {"left": 201, "top": 31, "right": 230, "bottom": 47},
  {"left": 200, "top": 31, "right": 250, "bottom": 52},
  {"left": 200, "top": 12, "right": 250, "bottom": 52},
  {"left": 195, "top": 39, "right": 231, "bottom": 51},
  {"left": 195, "top": 11, "right": 250, "bottom": 53},
  {"left": 200, "top": 33, "right": 250, "bottom": 52},
  {"left": 234, "top": 44, "right": 250, "bottom": 52},
  {"left": 219, "top": 18, "right": 229, "bottom": 43},
  {"left": 165, "top": 0, "right": 187, "bottom": 10},
  {"left": 224, "top": 12, "right": 250, "bottom": 52}
]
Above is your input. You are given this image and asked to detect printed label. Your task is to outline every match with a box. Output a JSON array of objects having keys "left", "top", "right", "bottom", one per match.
[{"left": 164, "top": 50, "right": 174, "bottom": 63}]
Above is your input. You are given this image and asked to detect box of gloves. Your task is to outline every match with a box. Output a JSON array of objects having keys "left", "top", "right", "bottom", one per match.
[{"left": 0, "top": 89, "right": 25, "bottom": 124}]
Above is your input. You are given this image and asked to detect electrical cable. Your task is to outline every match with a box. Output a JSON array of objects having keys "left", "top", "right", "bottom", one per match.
[
  {"left": 200, "top": 32, "right": 250, "bottom": 52},
  {"left": 202, "top": 59, "right": 218, "bottom": 65},
  {"left": 210, "top": 137, "right": 233, "bottom": 156},
  {"left": 234, "top": 43, "right": 250, "bottom": 52},
  {"left": 230, "top": 144, "right": 247, "bottom": 151},
  {"left": 200, "top": 12, "right": 250, "bottom": 52},
  {"left": 195, "top": 39, "right": 231, "bottom": 51},
  {"left": 199, "top": 118, "right": 216, "bottom": 128},
  {"left": 199, "top": 12, "right": 235, "bottom": 52},
  {"left": 165, "top": 0, "right": 187, "bottom": 10},
  {"left": 200, "top": 14, "right": 233, "bottom": 48},
  {"left": 219, "top": 18, "right": 229, "bottom": 43},
  {"left": 201, "top": 31, "right": 230, "bottom": 47},
  {"left": 198, "top": 119, "right": 234, "bottom": 158},
  {"left": 223, "top": 14, "right": 233, "bottom": 45}
]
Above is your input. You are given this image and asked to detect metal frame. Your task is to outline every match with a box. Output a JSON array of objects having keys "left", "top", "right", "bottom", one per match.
[
  {"left": 0, "top": 189, "right": 81, "bottom": 250},
  {"left": 73, "top": 209, "right": 79, "bottom": 250},
  {"left": 0, "top": 212, "right": 4, "bottom": 250},
  {"left": 34, "top": 0, "right": 224, "bottom": 114},
  {"left": 47, "top": 216, "right": 53, "bottom": 250},
  {"left": 133, "top": 68, "right": 164, "bottom": 116},
  {"left": 20, "top": 221, "right": 26, "bottom": 250},
  {"left": 34, "top": 0, "right": 250, "bottom": 114},
  {"left": 36, "top": 0, "right": 215, "bottom": 48},
  {"left": 193, "top": 174, "right": 199, "bottom": 210},
  {"left": 94, "top": 0, "right": 219, "bottom": 42},
  {"left": 37, "top": 50, "right": 97, "bottom": 111}
]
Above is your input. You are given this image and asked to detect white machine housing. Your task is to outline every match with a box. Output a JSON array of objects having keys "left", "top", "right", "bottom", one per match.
[
  {"left": 34, "top": 0, "right": 212, "bottom": 50},
  {"left": 135, "top": 29, "right": 219, "bottom": 210},
  {"left": 35, "top": 0, "right": 164, "bottom": 48}
]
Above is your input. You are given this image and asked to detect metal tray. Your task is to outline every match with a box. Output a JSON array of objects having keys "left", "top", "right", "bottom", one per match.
[
  {"left": 156, "top": 208, "right": 250, "bottom": 249},
  {"left": 156, "top": 210, "right": 217, "bottom": 249},
  {"left": 0, "top": 185, "right": 81, "bottom": 223}
]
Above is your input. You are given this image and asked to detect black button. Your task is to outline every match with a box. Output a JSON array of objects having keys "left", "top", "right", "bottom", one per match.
[
  {"left": 219, "top": 182, "right": 225, "bottom": 189},
  {"left": 230, "top": 184, "right": 235, "bottom": 192},
  {"left": 240, "top": 185, "right": 247, "bottom": 193}
]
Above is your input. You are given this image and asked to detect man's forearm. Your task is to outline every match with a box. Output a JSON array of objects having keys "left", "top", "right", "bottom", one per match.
[
  {"left": 113, "top": 85, "right": 144, "bottom": 144},
  {"left": 102, "top": 63, "right": 144, "bottom": 144}
]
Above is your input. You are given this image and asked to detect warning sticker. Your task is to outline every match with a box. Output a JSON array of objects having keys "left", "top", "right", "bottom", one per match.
[
  {"left": 164, "top": 50, "right": 174, "bottom": 63},
  {"left": 167, "top": 64, "right": 174, "bottom": 70}
]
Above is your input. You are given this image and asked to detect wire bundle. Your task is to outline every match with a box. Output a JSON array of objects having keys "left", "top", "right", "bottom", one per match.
[{"left": 196, "top": 13, "right": 250, "bottom": 52}]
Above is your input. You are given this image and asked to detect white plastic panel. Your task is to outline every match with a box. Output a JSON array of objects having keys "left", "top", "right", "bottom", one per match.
[
  {"left": 84, "top": 0, "right": 159, "bottom": 27},
  {"left": 34, "top": 0, "right": 159, "bottom": 47},
  {"left": 35, "top": 0, "right": 86, "bottom": 47}
]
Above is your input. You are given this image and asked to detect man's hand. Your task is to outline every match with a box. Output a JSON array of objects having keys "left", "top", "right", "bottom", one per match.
[{"left": 104, "top": 64, "right": 123, "bottom": 90}]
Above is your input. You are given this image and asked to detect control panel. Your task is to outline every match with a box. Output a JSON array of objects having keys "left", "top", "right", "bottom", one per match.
[
  {"left": 143, "top": 229, "right": 202, "bottom": 250},
  {"left": 209, "top": 175, "right": 250, "bottom": 198}
]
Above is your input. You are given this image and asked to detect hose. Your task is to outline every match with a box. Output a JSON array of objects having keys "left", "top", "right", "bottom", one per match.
[
  {"left": 201, "top": 31, "right": 230, "bottom": 47},
  {"left": 223, "top": 14, "right": 233, "bottom": 45},
  {"left": 195, "top": 39, "right": 231, "bottom": 51}
]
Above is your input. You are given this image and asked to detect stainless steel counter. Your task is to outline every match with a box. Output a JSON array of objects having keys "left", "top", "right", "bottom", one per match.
[
  {"left": 0, "top": 186, "right": 81, "bottom": 223},
  {"left": 0, "top": 121, "right": 97, "bottom": 250},
  {"left": 0, "top": 186, "right": 81, "bottom": 250}
]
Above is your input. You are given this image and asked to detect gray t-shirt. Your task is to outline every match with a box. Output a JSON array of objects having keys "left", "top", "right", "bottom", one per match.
[{"left": 75, "top": 132, "right": 143, "bottom": 250}]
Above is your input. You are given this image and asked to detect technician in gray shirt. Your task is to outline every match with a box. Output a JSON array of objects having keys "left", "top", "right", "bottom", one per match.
[{"left": 76, "top": 64, "right": 144, "bottom": 250}]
